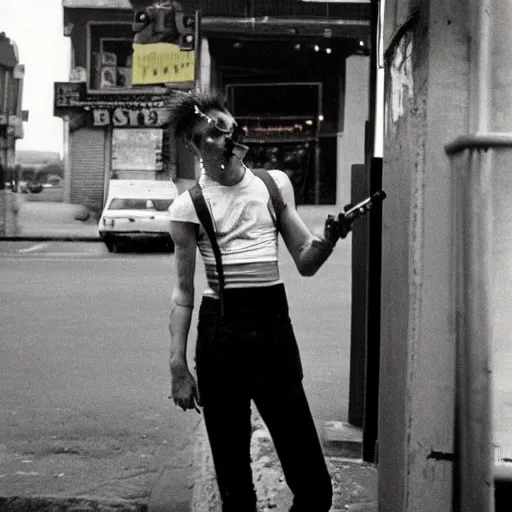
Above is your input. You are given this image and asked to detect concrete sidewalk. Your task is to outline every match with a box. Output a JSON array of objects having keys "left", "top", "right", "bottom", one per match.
[{"left": 149, "top": 412, "right": 377, "bottom": 512}]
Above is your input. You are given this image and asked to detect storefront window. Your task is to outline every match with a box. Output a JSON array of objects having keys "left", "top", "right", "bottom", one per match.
[{"left": 89, "top": 23, "right": 134, "bottom": 91}]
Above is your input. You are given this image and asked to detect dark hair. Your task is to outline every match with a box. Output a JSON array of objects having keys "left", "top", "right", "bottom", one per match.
[{"left": 168, "top": 90, "right": 228, "bottom": 141}]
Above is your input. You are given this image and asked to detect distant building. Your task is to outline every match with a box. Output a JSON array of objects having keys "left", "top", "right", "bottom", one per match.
[
  {"left": 56, "top": 0, "right": 370, "bottom": 211},
  {"left": 0, "top": 32, "right": 25, "bottom": 188},
  {"left": 15, "top": 150, "right": 63, "bottom": 183},
  {"left": 0, "top": 32, "right": 26, "bottom": 236}
]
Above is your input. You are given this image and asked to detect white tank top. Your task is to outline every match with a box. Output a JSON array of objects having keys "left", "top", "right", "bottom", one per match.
[{"left": 169, "top": 168, "right": 295, "bottom": 298}]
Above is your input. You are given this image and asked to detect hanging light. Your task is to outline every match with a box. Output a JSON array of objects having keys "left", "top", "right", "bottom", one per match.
[
  {"left": 326, "top": 48, "right": 332, "bottom": 54},
  {"left": 314, "top": 45, "right": 320, "bottom": 52}
]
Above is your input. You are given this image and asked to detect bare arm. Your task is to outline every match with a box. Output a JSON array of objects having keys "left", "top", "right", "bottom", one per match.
[
  {"left": 169, "top": 220, "right": 199, "bottom": 411},
  {"left": 276, "top": 173, "right": 337, "bottom": 277}
]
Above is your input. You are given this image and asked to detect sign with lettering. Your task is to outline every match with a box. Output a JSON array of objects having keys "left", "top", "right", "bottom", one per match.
[
  {"left": 92, "top": 107, "right": 169, "bottom": 127},
  {"left": 112, "top": 128, "right": 163, "bottom": 172},
  {"left": 132, "top": 43, "right": 195, "bottom": 85},
  {"left": 54, "top": 82, "right": 86, "bottom": 109},
  {"left": 54, "top": 82, "right": 171, "bottom": 111}
]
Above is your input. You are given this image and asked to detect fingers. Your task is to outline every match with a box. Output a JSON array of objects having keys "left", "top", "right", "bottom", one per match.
[{"left": 168, "top": 388, "right": 202, "bottom": 413}]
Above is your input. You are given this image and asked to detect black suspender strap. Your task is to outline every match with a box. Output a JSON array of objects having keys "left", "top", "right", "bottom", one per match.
[
  {"left": 252, "top": 168, "right": 287, "bottom": 232},
  {"left": 188, "top": 183, "right": 225, "bottom": 317},
  {"left": 187, "top": 170, "right": 285, "bottom": 318}
]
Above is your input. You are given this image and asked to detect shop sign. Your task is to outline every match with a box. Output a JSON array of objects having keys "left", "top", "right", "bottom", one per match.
[
  {"left": 54, "top": 82, "right": 86, "bottom": 109},
  {"left": 132, "top": 43, "right": 195, "bottom": 86},
  {"left": 92, "top": 107, "right": 169, "bottom": 127},
  {"left": 54, "top": 82, "right": 169, "bottom": 110}
]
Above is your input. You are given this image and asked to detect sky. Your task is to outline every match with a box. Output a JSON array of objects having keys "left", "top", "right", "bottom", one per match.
[{"left": 1, "top": 0, "right": 70, "bottom": 155}]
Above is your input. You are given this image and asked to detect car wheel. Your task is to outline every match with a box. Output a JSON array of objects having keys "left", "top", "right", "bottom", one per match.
[
  {"left": 105, "top": 237, "right": 118, "bottom": 253},
  {"left": 165, "top": 237, "right": 175, "bottom": 253}
]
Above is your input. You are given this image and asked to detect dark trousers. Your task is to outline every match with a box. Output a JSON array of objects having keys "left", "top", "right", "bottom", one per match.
[{"left": 195, "top": 284, "right": 333, "bottom": 512}]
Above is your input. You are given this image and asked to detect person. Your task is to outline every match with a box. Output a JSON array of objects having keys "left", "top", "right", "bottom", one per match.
[{"left": 167, "top": 90, "right": 344, "bottom": 512}]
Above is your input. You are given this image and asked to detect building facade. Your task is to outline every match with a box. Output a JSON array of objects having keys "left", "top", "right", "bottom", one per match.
[
  {"left": 0, "top": 32, "right": 25, "bottom": 236},
  {"left": 56, "top": 0, "right": 371, "bottom": 213}
]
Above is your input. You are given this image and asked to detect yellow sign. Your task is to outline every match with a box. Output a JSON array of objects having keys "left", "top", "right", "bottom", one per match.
[{"left": 132, "top": 43, "right": 195, "bottom": 85}]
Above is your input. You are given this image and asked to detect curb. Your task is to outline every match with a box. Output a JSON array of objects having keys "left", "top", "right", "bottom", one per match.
[
  {"left": 0, "top": 497, "right": 147, "bottom": 512},
  {"left": 190, "top": 413, "right": 289, "bottom": 512},
  {"left": 190, "top": 412, "right": 378, "bottom": 512},
  {"left": 189, "top": 419, "right": 221, "bottom": 512},
  {"left": 0, "top": 237, "right": 102, "bottom": 242}
]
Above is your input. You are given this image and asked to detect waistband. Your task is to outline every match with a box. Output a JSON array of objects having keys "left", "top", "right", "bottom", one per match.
[
  {"left": 199, "top": 283, "right": 289, "bottom": 321},
  {"left": 204, "top": 260, "right": 280, "bottom": 289}
]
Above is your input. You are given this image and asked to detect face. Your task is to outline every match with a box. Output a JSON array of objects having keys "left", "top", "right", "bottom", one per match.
[{"left": 188, "top": 108, "right": 249, "bottom": 171}]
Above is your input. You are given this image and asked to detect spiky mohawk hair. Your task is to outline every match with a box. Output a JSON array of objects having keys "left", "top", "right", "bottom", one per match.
[{"left": 168, "top": 90, "right": 228, "bottom": 140}]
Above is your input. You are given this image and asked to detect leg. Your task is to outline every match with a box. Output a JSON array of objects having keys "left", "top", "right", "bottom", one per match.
[
  {"left": 201, "top": 392, "right": 257, "bottom": 512},
  {"left": 196, "top": 317, "right": 258, "bottom": 512},
  {"left": 253, "top": 380, "right": 333, "bottom": 512}
]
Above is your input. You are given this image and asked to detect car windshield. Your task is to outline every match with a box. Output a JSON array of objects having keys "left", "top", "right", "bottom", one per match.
[{"left": 108, "top": 198, "right": 173, "bottom": 212}]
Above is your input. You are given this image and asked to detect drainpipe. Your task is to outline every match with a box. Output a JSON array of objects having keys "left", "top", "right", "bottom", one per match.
[{"left": 444, "top": 0, "right": 508, "bottom": 510}]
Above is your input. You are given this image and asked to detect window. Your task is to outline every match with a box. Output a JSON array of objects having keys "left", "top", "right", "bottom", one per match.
[
  {"left": 89, "top": 23, "right": 134, "bottom": 90},
  {"left": 108, "top": 198, "right": 173, "bottom": 211}
]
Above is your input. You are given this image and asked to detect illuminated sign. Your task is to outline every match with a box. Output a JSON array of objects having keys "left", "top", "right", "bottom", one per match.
[
  {"left": 132, "top": 43, "right": 195, "bottom": 85},
  {"left": 240, "top": 120, "right": 317, "bottom": 140}
]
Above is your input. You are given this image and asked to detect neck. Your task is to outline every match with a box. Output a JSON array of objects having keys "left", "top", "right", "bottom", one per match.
[{"left": 202, "top": 158, "right": 246, "bottom": 186}]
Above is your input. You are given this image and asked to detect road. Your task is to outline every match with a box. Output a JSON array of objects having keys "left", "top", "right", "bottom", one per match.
[{"left": 0, "top": 239, "right": 353, "bottom": 508}]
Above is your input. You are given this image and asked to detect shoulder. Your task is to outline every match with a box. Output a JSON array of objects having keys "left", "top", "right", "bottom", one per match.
[
  {"left": 267, "top": 170, "right": 296, "bottom": 209},
  {"left": 169, "top": 189, "right": 200, "bottom": 224}
]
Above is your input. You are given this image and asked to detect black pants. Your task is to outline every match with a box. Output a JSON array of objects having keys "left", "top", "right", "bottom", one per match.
[{"left": 195, "top": 284, "right": 333, "bottom": 512}]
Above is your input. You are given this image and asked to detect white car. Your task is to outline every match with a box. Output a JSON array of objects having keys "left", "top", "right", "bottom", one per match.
[{"left": 99, "top": 180, "right": 178, "bottom": 253}]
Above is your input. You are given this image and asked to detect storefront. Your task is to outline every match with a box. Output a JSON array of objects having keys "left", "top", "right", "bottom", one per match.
[
  {"left": 54, "top": 81, "right": 177, "bottom": 214},
  {"left": 206, "top": 36, "right": 367, "bottom": 205},
  {"left": 59, "top": 0, "right": 370, "bottom": 211}
]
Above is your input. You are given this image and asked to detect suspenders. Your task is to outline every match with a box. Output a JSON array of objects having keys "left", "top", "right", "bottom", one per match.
[
  {"left": 188, "top": 169, "right": 286, "bottom": 318},
  {"left": 188, "top": 183, "right": 226, "bottom": 317}
]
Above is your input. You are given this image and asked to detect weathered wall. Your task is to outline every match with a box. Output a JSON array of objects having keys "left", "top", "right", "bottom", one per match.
[
  {"left": 0, "top": 190, "right": 19, "bottom": 237},
  {"left": 379, "top": 0, "right": 470, "bottom": 510},
  {"left": 337, "top": 55, "right": 369, "bottom": 209}
]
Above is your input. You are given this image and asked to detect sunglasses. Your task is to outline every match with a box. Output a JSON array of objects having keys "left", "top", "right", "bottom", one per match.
[{"left": 194, "top": 105, "right": 246, "bottom": 143}]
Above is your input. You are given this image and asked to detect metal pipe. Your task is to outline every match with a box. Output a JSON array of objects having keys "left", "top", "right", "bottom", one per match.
[
  {"left": 200, "top": 16, "right": 369, "bottom": 38},
  {"left": 445, "top": 4, "right": 496, "bottom": 507},
  {"left": 202, "top": 16, "right": 370, "bottom": 30}
]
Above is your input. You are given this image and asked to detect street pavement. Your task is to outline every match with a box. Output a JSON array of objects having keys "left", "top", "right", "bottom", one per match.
[
  {"left": 2, "top": 206, "right": 510, "bottom": 510},
  {"left": 0, "top": 244, "right": 201, "bottom": 510},
  {"left": 0, "top": 229, "right": 354, "bottom": 510}
]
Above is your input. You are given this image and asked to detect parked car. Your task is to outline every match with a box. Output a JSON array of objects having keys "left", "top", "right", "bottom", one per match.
[
  {"left": 98, "top": 180, "right": 178, "bottom": 253},
  {"left": 27, "top": 181, "right": 43, "bottom": 193}
]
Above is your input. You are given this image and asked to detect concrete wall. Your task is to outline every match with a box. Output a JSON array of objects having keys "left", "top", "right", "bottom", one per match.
[
  {"left": 337, "top": 55, "right": 369, "bottom": 209},
  {"left": 378, "top": 0, "right": 470, "bottom": 510},
  {"left": 0, "top": 190, "right": 18, "bottom": 237}
]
